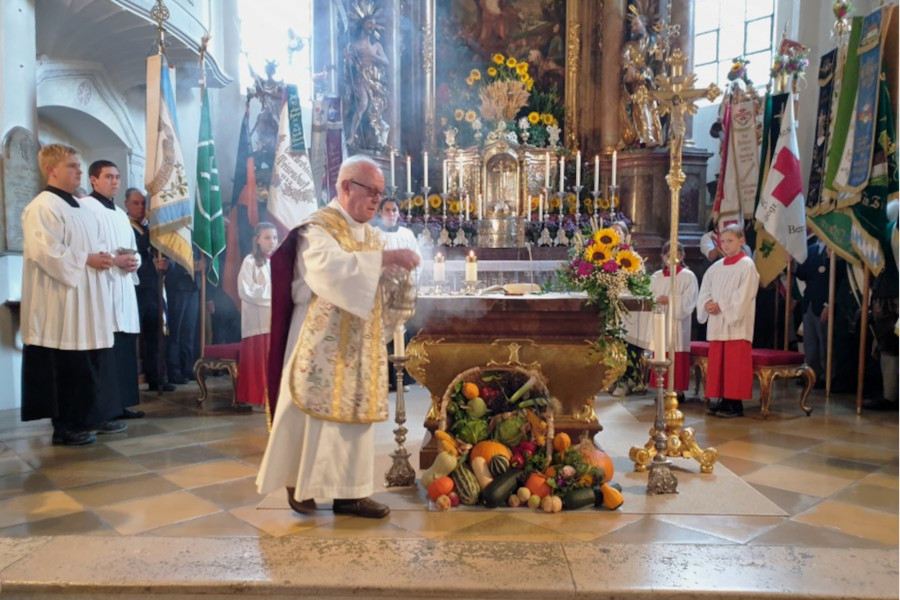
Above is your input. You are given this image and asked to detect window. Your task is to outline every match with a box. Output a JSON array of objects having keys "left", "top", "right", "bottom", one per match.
[
  {"left": 694, "top": 0, "right": 776, "bottom": 89},
  {"left": 238, "top": 0, "right": 314, "bottom": 102}
]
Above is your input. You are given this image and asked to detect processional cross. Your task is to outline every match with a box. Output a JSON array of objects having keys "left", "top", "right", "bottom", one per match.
[{"left": 629, "top": 48, "right": 722, "bottom": 481}]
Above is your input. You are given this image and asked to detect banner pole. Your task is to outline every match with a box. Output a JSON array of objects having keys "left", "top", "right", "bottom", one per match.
[
  {"left": 784, "top": 261, "right": 792, "bottom": 351},
  {"left": 856, "top": 269, "right": 871, "bottom": 415},
  {"left": 825, "top": 252, "right": 836, "bottom": 397}
]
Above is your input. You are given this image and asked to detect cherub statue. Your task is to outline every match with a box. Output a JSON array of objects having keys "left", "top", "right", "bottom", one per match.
[{"left": 344, "top": 0, "right": 390, "bottom": 150}]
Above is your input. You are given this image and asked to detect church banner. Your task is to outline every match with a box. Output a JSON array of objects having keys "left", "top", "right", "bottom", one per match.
[
  {"left": 286, "top": 84, "right": 307, "bottom": 152},
  {"left": 711, "top": 103, "right": 734, "bottom": 226},
  {"left": 823, "top": 17, "right": 863, "bottom": 201},
  {"left": 266, "top": 99, "right": 318, "bottom": 237},
  {"left": 325, "top": 98, "right": 344, "bottom": 204},
  {"left": 193, "top": 85, "right": 225, "bottom": 286},
  {"left": 806, "top": 49, "right": 838, "bottom": 216},
  {"left": 310, "top": 100, "right": 328, "bottom": 204},
  {"left": 726, "top": 100, "right": 760, "bottom": 218},
  {"left": 753, "top": 92, "right": 791, "bottom": 286}
]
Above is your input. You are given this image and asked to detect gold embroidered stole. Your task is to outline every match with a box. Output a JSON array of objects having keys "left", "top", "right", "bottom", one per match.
[{"left": 286, "top": 207, "right": 388, "bottom": 424}]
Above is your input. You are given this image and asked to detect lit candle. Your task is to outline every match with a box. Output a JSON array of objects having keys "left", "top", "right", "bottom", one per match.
[
  {"left": 465, "top": 250, "right": 477, "bottom": 282},
  {"left": 406, "top": 156, "right": 412, "bottom": 194},
  {"left": 442, "top": 160, "right": 448, "bottom": 194},
  {"left": 575, "top": 151, "right": 582, "bottom": 188},
  {"left": 393, "top": 325, "right": 405, "bottom": 358},
  {"left": 423, "top": 151, "right": 429, "bottom": 188},
  {"left": 652, "top": 309, "right": 667, "bottom": 360},
  {"left": 544, "top": 153, "right": 550, "bottom": 188},
  {"left": 434, "top": 252, "right": 445, "bottom": 281},
  {"left": 558, "top": 156, "right": 565, "bottom": 193},
  {"left": 612, "top": 150, "right": 618, "bottom": 187},
  {"left": 593, "top": 155, "right": 600, "bottom": 194},
  {"left": 390, "top": 150, "right": 396, "bottom": 189}
]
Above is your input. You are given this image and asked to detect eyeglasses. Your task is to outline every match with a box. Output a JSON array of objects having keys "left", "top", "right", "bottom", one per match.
[{"left": 350, "top": 180, "right": 384, "bottom": 200}]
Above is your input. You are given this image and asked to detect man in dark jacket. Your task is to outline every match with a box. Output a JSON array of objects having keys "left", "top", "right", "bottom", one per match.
[{"left": 795, "top": 236, "right": 829, "bottom": 385}]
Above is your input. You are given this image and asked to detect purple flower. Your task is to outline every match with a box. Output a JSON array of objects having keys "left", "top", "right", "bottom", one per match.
[
  {"left": 602, "top": 260, "right": 619, "bottom": 272},
  {"left": 577, "top": 261, "right": 593, "bottom": 277}
]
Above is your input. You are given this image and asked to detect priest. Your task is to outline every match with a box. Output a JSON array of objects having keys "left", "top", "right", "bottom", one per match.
[
  {"left": 84, "top": 160, "right": 145, "bottom": 419},
  {"left": 256, "top": 155, "right": 420, "bottom": 519},
  {"left": 21, "top": 144, "right": 125, "bottom": 445}
]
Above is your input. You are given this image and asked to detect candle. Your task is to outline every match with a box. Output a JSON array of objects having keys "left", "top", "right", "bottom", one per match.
[
  {"left": 538, "top": 192, "right": 543, "bottom": 222},
  {"left": 390, "top": 150, "right": 396, "bottom": 189},
  {"left": 458, "top": 157, "right": 464, "bottom": 193},
  {"left": 464, "top": 193, "right": 470, "bottom": 221},
  {"left": 433, "top": 252, "right": 445, "bottom": 281},
  {"left": 465, "top": 250, "right": 477, "bottom": 282},
  {"left": 558, "top": 156, "right": 565, "bottom": 193},
  {"left": 406, "top": 156, "right": 412, "bottom": 193},
  {"left": 478, "top": 193, "right": 484, "bottom": 218},
  {"left": 393, "top": 325, "right": 405, "bottom": 358},
  {"left": 652, "top": 309, "right": 667, "bottom": 360},
  {"left": 575, "top": 151, "right": 582, "bottom": 187},
  {"left": 544, "top": 153, "right": 550, "bottom": 188},
  {"left": 593, "top": 155, "right": 600, "bottom": 194},
  {"left": 612, "top": 151, "right": 618, "bottom": 187},
  {"left": 423, "top": 152, "right": 429, "bottom": 188},
  {"left": 442, "top": 160, "right": 448, "bottom": 194}
]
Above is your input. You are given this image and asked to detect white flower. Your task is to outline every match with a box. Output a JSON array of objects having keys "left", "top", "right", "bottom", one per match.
[
  {"left": 472, "top": 118, "right": 483, "bottom": 131},
  {"left": 518, "top": 117, "right": 530, "bottom": 131}
]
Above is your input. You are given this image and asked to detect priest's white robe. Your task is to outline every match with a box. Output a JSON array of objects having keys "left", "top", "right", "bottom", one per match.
[
  {"left": 649, "top": 267, "right": 699, "bottom": 354},
  {"left": 697, "top": 254, "right": 759, "bottom": 342},
  {"left": 257, "top": 200, "right": 384, "bottom": 502},
  {"left": 21, "top": 191, "right": 114, "bottom": 350},
  {"left": 83, "top": 196, "right": 141, "bottom": 334}
]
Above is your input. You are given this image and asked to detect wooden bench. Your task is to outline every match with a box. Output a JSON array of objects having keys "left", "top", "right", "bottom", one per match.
[
  {"left": 193, "top": 343, "right": 245, "bottom": 411},
  {"left": 690, "top": 342, "right": 815, "bottom": 419}
]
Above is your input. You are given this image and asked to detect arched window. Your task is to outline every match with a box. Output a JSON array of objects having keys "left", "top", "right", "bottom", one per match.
[{"left": 693, "top": 0, "right": 777, "bottom": 88}]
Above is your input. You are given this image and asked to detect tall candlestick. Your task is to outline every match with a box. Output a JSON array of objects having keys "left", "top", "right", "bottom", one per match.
[
  {"left": 465, "top": 250, "right": 477, "bottom": 282},
  {"left": 442, "top": 160, "right": 448, "bottom": 194},
  {"left": 390, "top": 151, "right": 396, "bottom": 189},
  {"left": 652, "top": 308, "right": 667, "bottom": 360},
  {"left": 558, "top": 156, "right": 565, "bottom": 193},
  {"left": 538, "top": 192, "right": 543, "bottom": 222},
  {"left": 575, "top": 151, "right": 582, "bottom": 188},
  {"left": 433, "top": 252, "right": 445, "bottom": 281},
  {"left": 612, "top": 150, "right": 618, "bottom": 187},
  {"left": 423, "top": 152, "right": 429, "bottom": 188},
  {"left": 593, "top": 155, "right": 600, "bottom": 194},
  {"left": 406, "top": 156, "right": 412, "bottom": 194},
  {"left": 478, "top": 193, "right": 484, "bottom": 218},
  {"left": 464, "top": 193, "right": 470, "bottom": 221},
  {"left": 393, "top": 325, "right": 405, "bottom": 358},
  {"left": 457, "top": 157, "right": 464, "bottom": 193},
  {"left": 544, "top": 153, "right": 551, "bottom": 188}
]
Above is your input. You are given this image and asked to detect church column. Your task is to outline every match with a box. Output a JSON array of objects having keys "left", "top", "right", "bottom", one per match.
[
  {"left": 669, "top": 0, "right": 695, "bottom": 143},
  {"left": 599, "top": 0, "right": 626, "bottom": 153}
]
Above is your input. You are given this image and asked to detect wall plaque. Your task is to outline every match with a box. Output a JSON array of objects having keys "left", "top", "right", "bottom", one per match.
[{"left": 1, "top": 127, "right": 42, "bottom": 253}]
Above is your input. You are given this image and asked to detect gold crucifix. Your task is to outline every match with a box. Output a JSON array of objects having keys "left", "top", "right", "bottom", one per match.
[{"left": 629, "top": 47, "right": 721, "bottom": 475}]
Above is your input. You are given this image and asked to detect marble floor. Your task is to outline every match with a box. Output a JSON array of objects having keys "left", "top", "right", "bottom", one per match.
[{"left": 0, "top": 378, "right": 897, "bottom": 599}]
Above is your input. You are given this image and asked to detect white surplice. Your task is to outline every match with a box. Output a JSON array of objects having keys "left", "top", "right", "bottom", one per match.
[
  {"left": 257, "top": 200, "right": 384, "bottom": 501},
  {"left": 697, "top": 254, "right": 759, "bottom": 342},
  {"left": 82, "top": 197, "right": 141, "bottom": 334},
  {"left": 649, "top": 267, "right": 699, "bottom": 353},
  {"left": 238, "top": 255, "right": 271, "bottom": 338},
  {"left": 21, "top": 191, "right": 115, "bottom": 350}
]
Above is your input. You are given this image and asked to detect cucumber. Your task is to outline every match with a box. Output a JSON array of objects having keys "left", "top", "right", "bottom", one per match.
[
  {"left": 563, "top": 487, "right": 599, "bottom": 511},
  {"left": 481, "top": 467, "right": 523, "bottom": 508}
]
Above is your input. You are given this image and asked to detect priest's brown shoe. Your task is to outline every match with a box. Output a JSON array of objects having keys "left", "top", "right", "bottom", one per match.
[
  {"left": 332, "top": 497, "right": 390, "bottom": 519},
  {"left": 285, "top": 488, "right": 317, "bottom": 515}
]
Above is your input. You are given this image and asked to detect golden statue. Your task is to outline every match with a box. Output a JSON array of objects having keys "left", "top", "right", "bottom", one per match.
[
  {"left": 344, "top": 0, "right": 390, "bottom": 150},
  {"left": 618, "top": 1, "right": 663, "bottom": 149}
]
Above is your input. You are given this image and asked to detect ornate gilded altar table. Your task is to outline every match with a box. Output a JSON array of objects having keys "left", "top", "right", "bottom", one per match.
[{"left": 407, "top": 292, "right": 649, "bottom": 468}]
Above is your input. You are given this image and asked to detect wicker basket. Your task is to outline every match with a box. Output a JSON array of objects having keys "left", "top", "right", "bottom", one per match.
[{"left": 437, "top": 365, "right": 556, "bottom": 459}]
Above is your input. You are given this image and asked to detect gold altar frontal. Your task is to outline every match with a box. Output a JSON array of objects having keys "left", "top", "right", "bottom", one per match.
[{"left": 407, "top": 293, "right": 649, "bottom": 469}]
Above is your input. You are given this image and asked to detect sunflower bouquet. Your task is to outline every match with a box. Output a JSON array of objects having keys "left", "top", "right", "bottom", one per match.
[{"left": 557, "top": 228, "right": 652, "bottom": 352}]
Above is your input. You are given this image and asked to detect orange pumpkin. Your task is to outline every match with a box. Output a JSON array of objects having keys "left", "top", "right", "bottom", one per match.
[
  {"left": 578, "top": 444, "right": 615, "bottom": 482},
  {"left": 544, "top": 466, "right": 557, "bottom": 478},
  {"left": 524, "top": 473, "right": 552, "bottom": 499},
  {"left": 469, "top": 440, "right": 512, "bottom": 465},
  {"left": 553, "top": 432, "right": 571, "bottom": 453},
  {"left": 427, "top": 476, "right": 455, "bottom": 501},
  {"left": 462, "top": 382, "right": 480, "bottom": 400}
]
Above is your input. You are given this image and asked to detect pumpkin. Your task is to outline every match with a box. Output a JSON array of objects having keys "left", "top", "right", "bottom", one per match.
[
  {"left": 489, "top": 454, "right": 510, "bottom": 477},
  {"left": 469, "top": 440, "right": 512, "bottom": 466},
  {"left": 553, "top": 432, "right": 571, "bottom": 453},
  {"left": 524, "top": 473, "right": 552, "bottom": 499},
  {"left": 427, "top": 476, "right": 454, "bottom": 501},
  {"left": 599, "top": 482, "right": 624, "bottom": 510},
  {"left": 462, "top": 382, "right": 480, "bottom": 400},
  {"left": 541, "top": 495, "right": 563, "bottom": 513},
  {"left": 577, "top": 438, "right": 615, "bottom": 482},
  {"left": 544, "top": 466, "right": 557, "bottom": 478}
]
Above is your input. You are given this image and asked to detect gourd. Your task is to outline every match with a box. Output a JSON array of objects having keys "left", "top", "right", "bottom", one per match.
[
  {"left": 553, "top": 432, "right": 571, "bottom": 453},
  {"left": 469, "top": 440, "right": 512, "bottom": 466},
  {"left": 427, "top": 477, "right": 454, "bottom": 501},
  {"left": 599, "top": 482, "right": 624, "bottom": 510},
  {"left": 434, "top": 431, "right": 462, "bottom": 457},
  {"left": 524, "top": 473, "right": 552, "bottom": 499},
  {"left": 563, "top": 487, "right": 598, "bottom": 511},
  {"left": 421, "top": 452, "right": 457, "bottom": 488},
  {"left": 450, "top": 461, "right": 481, "bottom": 505},
  {"left": 489, "top": 454, "right": 510, "bottom": 477},
  {"left": 480, "top": 467, "right": 523, "bottom": 508},
  {"left": 541, "top": 495, "right": 563, "bottom": 513},
  {"left": 470, "top": 456, "right": 494, "bottom": 490}
]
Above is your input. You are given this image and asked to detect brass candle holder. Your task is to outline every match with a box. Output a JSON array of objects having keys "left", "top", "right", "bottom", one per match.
[{"left": 385, "top": 354, "right": 416, "bottom": 488}]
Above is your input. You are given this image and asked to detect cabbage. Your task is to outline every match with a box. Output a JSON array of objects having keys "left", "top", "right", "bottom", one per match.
[
  {"left": 455, "top": 418, "right": 489, "bottom": 445},
  {"left": 494, "top": 414, "right": 527, "bottom": 446}
]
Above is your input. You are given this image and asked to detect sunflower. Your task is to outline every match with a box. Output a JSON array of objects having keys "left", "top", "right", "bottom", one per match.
[
  {"left": 584, "top": 244, "right": 611, "bottom": 264},
  {"left": 584, "top": 199, "right": 593, "bottom": 213},
  {"left": 412, "top": 195, "right": 425, "bottom": 207},
  {"left": 599, "top": 196, "right": 610, "bottom": 210},
  {"left": 525, "top": 79, "right": 534, "bottom": 92},
  {"left": 516, "top": 62, "right": 529, "bottom": 75},
  {"left": 428, "top": 194, "right": 442, "bottom": 209},
  {"left": 466, "top": 76, "right": 475, "bottom": 86},
  {"left": 530, "top": 196, "right": 540, "bottom": 211},
  {"left": 616, "top": 249, "right": 642, "bottom": 273},
  {"left": 527, "top": 111, "right": 540, "bottom": 125},
  {"left": 454, "top": 109, "right": 464, "bottom": 121},
  {"left": 487, "top": 67, "right": 498, "bottom": 77},
  {"left": 541, "top": 113, "right": 554, "bottom": 126},
  {"left": 492, "top": 53, "right": 505, "bottom": 65},
  {"left": 506, "top": 56, "right": 518, "bottom": 68},
  {"left": 465, "top": 110, "right": 477, "bottom": 123},
  {"left": 448, "top": 200, "right": 460, "bottom": 214},
  {"left": 470, "top": 69, "right": 482, "bottom": 81},
  {"left": 400, "top": 199, "right": 410, "bottom": 211},
  {"left": 593, "top": 227, "right": 620, "bottom": 247},
  {"left": 549, "top": 196, "right": 561, "bottom": 210}
]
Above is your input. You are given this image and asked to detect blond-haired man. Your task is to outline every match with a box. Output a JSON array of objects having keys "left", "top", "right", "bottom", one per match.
[{"left": 20, "top": 144, "right": 126, "bottom": 445}]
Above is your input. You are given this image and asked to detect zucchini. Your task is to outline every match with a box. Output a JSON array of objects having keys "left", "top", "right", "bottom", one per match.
[
  {"left": 563, "top": 487, "right": 599, "bottom": 511},
  {"left": 481, "top": 467, "right": 523, "bottom": 508}
]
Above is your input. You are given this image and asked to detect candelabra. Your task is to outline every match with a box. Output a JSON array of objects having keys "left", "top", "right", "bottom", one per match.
[
  {"left": 591, "top": 190, "right": 601, "bottom": 224},
  {"left": 607, "top": 184, "right": 619, "bottom": 222},
  {"left": 418, "top": 186, "right": 434, "bottom": 247},
  {"left": 645, "top": 356, "right": 679, "bottom": 495},
  {"left": 386, "top": 184, "right": 398, "bottom": 203},
  {"left": 384, "top": 354, "right": 416, "bottom": 487},
  {"left": 404, "top": 191, "right": 414, "bottom": 221},
  {"left": 437, "top": 193, "right": 452, "bottom": 246},
  {"left": 572, "top": 185, "right": 583, "bottom": 226},
  {"left": 553, "top": 191, "right": 569, "bottom": 247}
]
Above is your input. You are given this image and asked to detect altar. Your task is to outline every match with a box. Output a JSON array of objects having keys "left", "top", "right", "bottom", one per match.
[{"left": 407, "top": 292, "right": 650, "bottom": 468}]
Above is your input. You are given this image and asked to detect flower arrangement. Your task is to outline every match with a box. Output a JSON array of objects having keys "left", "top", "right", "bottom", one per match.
[
  {"left": 833, "top": 1, "right": 851, "bottom": 20},
  {"left": 727, "top": 57, "right": 751, "bottom": 83}
]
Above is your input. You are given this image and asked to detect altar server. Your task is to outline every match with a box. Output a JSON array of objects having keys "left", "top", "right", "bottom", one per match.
[
  {"left": 697, "top": 224, "right": 759, "bottom": 418},
  {"left": 237, "top": 222, "right": 277, "bottom": 408},
  {"left": 257, "top": 156, "right": 420, "bottom": 519},
  {"left": 20, "top": 144, "right": 124, "bottom": 445},
  {"left": 648, "top": 241, "right": 698, "bottom": 397},
  {"left": 84, "top": 160, "right": 144, "bottom": 419}
]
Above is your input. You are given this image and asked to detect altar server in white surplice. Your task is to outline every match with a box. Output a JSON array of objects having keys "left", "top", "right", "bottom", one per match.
[
  {"left": 257, "top": 156, "right": 420, "bottom": 519},
  {"left": 647, "top": 241, "right": 698, "bottom": 396},
  {"left": 20, "top": 144, "right": 124, "bottom": 446},
  {"left": 83, "top": 160, "right": 145, "bottom": 420},
  {"left": 697, "top": 224, "right": 759, "bottom": 419}
]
